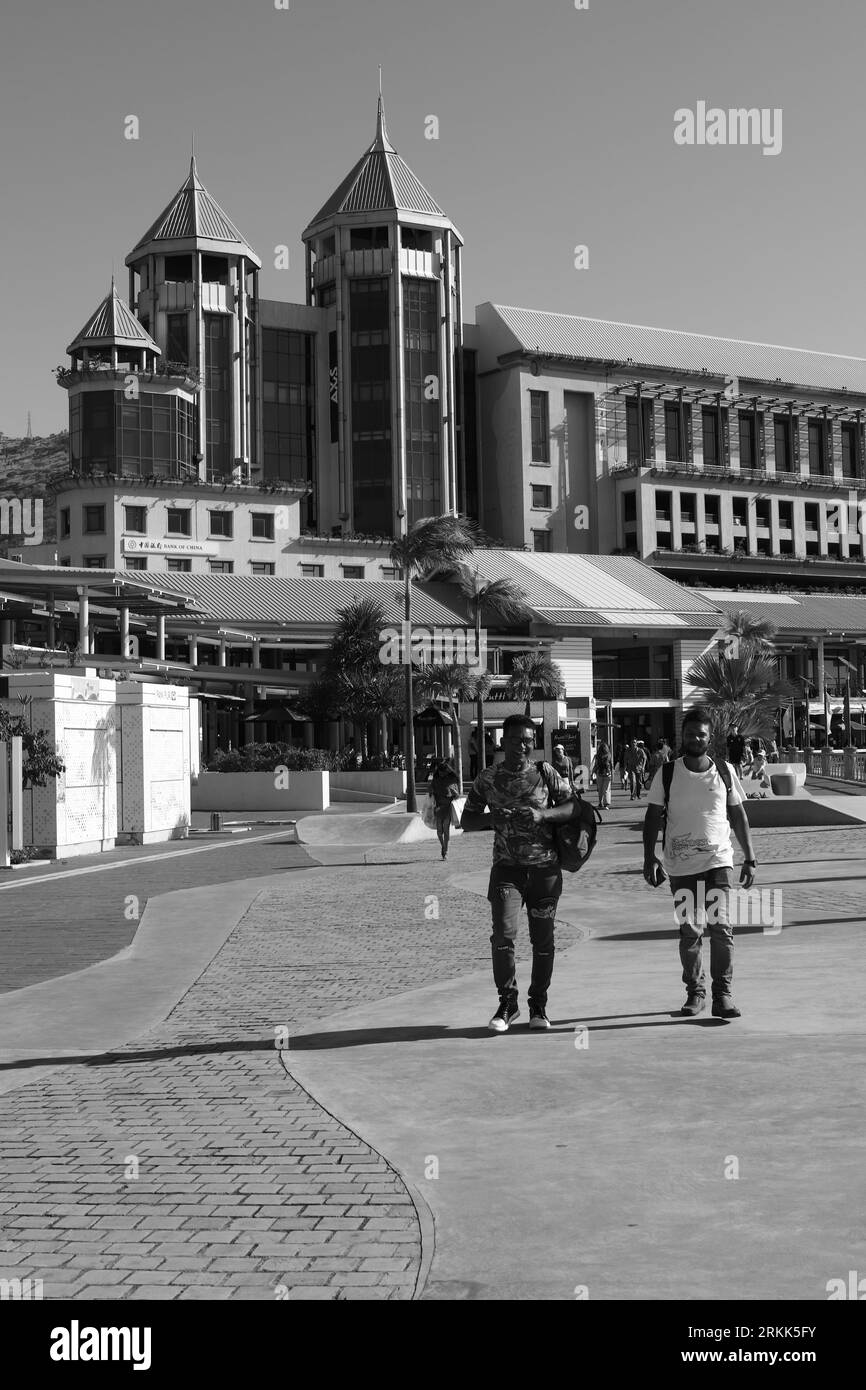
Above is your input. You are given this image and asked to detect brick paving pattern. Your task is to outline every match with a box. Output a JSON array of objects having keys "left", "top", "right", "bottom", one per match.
[
  {"left": 1, "top": 836, "right": 586, "bottom": 1301},
  {"left": 1, "top": 815, "right": 862, "bottom": 1301}
]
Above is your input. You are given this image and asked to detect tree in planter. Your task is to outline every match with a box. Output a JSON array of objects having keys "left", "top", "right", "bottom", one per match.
[
  {"left": 389, "top": 515, "right": 477, "bottom": 811},
  {"left": 0, "top": 702, "right": 65, "bottom": 787},
  {"left": 504, "top": 651, "right": 565, "bottom": 717},
  {"left": 313, "top": 595, "right": 405, "bottom": 759}
]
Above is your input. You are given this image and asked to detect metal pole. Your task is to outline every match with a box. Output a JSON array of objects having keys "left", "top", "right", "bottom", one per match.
[
  {"left": 10, "top": 736, "right": 23, "bottom": 852},
  {"left": 0, "top": 742, "right": 8, "bottom": 868},
  {"left": 404, "top": 570, "right": 417, "bottom": 813}
]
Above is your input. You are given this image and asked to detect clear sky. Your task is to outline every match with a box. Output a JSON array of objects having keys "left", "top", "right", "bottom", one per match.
[{"left": 1, "top": 0, "right": 864, "bottom": 436}]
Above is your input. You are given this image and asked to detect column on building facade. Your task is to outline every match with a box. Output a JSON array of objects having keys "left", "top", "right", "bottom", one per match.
[
  {"left": 77, "top": 587, "right": 90, "bottom": 655},
  {"left": 119, "top": 605, "right": 130, "bottom": 658},
  {"left": 195, "top": 250, "right": 206, "bottom": 476},
  {"left": 671, "top": 491, "right": 682, "bottom": 553},
  {"left": 218, "top": 638, "right": 227, "bottom": 667},
  {"left": 816, "top": 636, "right": 825, "bottom": 710},
  {"left": 393, "top": 244, "right": 407, "bottom": 529},
  {"left": 335, "top": 225, "right": 349, "bottom": 523},
  {"left": 47, "top": 594, "right": 56, "bottom": 649},
  {"left": 156, "top": 614, "right": 166, "bottom": 661},
  {"left": 252, "top": 640, "right": 261, "bottom": 669},
  {"left": 188, "top": 633, "right": 198, "bottom": 666},
  {"left": 237, "top": 254, "right": 246, "bottom": 475}
]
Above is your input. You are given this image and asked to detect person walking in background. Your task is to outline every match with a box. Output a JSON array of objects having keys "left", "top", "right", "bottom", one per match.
[
  {"left": 461, "top": 713, "right": 575, "bottom": 1032},
  {"left": 430, "top": 758, "right": 461, "bottom": 859},
  {"left": 624, "top": 738, "right": 647, "bottom": 800},
  {"left": 551, "top": 742, "right": 577, "bottom": 792},
  {"left": 727, "top": 726, "right": 745, "bottom": 772},
  {"left": 591, "top": 741, "right": 613, "bottom": 810},
  {"left": 615, "top": 741, "right": 628, "bottom": 790},
  {"left": 469, "top": 730, "right": 479, "bottom": 780}
]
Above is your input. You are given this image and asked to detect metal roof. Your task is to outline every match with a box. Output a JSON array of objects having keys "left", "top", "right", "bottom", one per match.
[
  {"left": 146, "top": 574, "right": 473, "bottom": 628},
  {"left": 304, "top": 98, "right": 446, "bottom": 234},
  {"left": 0, "top": 559, "right": 204, "bottom": 613},
  {"left": 468, "top": 552, "right": 722, "bottom": 629},
  {"left": 126, "top": 157, "right": 261, "bottom": 267},
  {"left": 488, "top": 305, "right": 866, "bottom": 394},
  {"left": 697, "top": 590, "right": 866, "bottom": 636},
  {"left": 66, "top": 281, "right": 161, "bottom": 357}
]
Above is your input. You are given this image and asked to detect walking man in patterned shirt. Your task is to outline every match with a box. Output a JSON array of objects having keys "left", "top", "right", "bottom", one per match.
[{"left": 461, "top": 713, "right": 575, "bottom": 1032}]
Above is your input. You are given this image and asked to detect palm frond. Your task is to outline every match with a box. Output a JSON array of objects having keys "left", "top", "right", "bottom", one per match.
[{"left": 389, "top": 514, "right": 476, "bottom": 576}]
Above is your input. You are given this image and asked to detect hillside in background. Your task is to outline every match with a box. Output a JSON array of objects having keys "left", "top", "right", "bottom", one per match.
[{"left": 0, "top": 433, "right": 69, "bottom": 544}]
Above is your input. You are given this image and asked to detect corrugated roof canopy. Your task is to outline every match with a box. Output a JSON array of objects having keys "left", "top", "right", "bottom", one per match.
[
  {"left": 697, "top": 590, "right": 866, "bottom": 636},
  {"left": 489, "top": 304, "right": 866, "bottom": 394}
]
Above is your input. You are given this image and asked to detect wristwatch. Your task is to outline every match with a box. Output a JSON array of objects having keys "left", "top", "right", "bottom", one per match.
[{"left": 744, "top": 858, "right": 757, "bottom": 867}]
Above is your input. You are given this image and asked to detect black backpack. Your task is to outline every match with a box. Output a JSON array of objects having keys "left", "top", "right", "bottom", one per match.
[
  {"left": 661, "top": 757, "right": 732, "bottom": 848},
  {"left": 538, "top": 764, "right": 602, "bottom": 872},
  {"left": 595, "top": 746, "right": 612, "bottom": 774}
]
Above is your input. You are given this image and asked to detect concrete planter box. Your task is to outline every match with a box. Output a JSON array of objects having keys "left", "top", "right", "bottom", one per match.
[
  {"left": 191, "top": 770, "right": 329, "bottom": 812},
  {"left": 6, "top": 671, "right": 119, "bottom": 858},
  {"left": 329, "top": 771, "right": 406, "bottom": 799}
]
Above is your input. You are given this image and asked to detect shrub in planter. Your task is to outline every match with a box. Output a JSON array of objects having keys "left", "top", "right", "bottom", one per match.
[
  {"left": 206, "top": 744, "right": 341, "bottom": 773},
  {"left": 10, "top": 845, "right": 41, "bottom": 865}
]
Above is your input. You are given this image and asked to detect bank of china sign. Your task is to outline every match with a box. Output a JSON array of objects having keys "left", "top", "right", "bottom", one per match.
[{"left": 122, "top": 537, "right": 217, "bottom": 556}]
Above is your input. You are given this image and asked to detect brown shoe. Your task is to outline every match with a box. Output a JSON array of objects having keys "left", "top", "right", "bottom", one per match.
[
  {"left": 712, "top": 996, "right": 741, "bottom": 1019},
  {"left": 681, "top": 993, "right": 706, "bottom": 1016}
]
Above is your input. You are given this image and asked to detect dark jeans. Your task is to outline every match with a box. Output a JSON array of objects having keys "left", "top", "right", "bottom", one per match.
[
  {"left": 669, "top": 867, "right": 734, "bottom": 999},
  {"left": 487, "top": 860, "right": 563, "bottom": 1008}
]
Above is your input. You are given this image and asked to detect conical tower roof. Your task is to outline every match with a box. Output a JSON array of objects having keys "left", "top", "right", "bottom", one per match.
[
  {"left": 66, "top": 279, "right": 161, "bottom": 357},
  {"left": 303, "top": 97, "right": 449, "bottom": 237},
  {"left": 125, "top": 157, "right": 262, "bottom": 267}
]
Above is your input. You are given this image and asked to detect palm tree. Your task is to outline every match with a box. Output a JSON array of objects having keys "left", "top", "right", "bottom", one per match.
[
  {"left": 415, "top": 662, "right": 477, "bottom": 789},
  {"left": 453, "top": 568, "right": 532, "bottom": 769},
  {"left": 332, "top": 667, "right": 404, "bottom": 758},
  {"left": 721, "top": 609, "right": 777, "bottom": 653},
  {"left": 504, "top": 651, "right": 565, "bottom": 716},
  {"left": 329, "top": 595, "right": 389, "bottom": 670},
  {"left": 686, "top": 647, "right": 795, "bottom": 763},
  {"left": 301, "top": 596, "right": 400, "bottom": 758},
  {"left": 389, "top": 515, "right": 477, "bottom": 811}
]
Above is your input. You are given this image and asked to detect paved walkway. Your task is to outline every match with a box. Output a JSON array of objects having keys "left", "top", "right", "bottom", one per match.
[{"left": 1, "top": 792, "right": 865, "bottom": 1300}]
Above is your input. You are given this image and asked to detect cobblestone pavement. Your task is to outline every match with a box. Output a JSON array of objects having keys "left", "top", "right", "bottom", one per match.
[
  {"left": 1, "top": 809, "right": 862, "bottom": 1301},
  {"left": 0, "top": 833, "right": 585, "bottom": 1301}
]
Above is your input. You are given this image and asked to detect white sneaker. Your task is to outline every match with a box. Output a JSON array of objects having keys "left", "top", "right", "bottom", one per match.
[
  {"left": 488, "top": 999, "right": 520, "bottom": 1032},
  {"left": 529, "top": 1006, "right": 551, "bottom": 1030}
]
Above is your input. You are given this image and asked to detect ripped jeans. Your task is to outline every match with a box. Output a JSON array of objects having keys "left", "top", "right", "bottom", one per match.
[{"left": 488, "top": 861, "right": 563, "bottom": 1008}]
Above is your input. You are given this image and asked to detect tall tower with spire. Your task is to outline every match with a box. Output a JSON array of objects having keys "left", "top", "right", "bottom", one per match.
[
  {"left": 124, "top": 157, "right": 262, "bottom": 482},
  {"left": 302, "top": 92, "right": 466, "bottom": 535}
]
